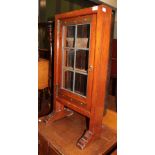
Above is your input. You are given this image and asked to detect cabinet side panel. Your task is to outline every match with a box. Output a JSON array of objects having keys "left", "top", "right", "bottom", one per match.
[{"left": 90, "top": 5, "right": 112, "bottom": 132}]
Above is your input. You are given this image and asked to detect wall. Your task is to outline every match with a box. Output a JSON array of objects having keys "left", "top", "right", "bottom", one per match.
[
  {"left": 39, "top": 0, "right": 117, "bottom": 38},
  {"left": 93, "top": 0, "right": 117, "bottom": 9},
  {"left": 47, "top": 0, "right": 96, "bottom": 21},
  {"left": 38, "top": 0, "right": 97, "bottom": 49},
  {"left": 39, "top": 0, "right": 96, "bottom": 22},
  {"left": 113, "top": 10, "right": 117, "bottom": 39},
  {"left": 38, "top": 0, "right": 117, "bottom": 49}
]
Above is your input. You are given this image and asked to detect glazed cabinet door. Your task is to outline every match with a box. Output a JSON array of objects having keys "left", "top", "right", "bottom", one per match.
[{"left": 57, "top": 14, "right": 96, "bottom": 112}]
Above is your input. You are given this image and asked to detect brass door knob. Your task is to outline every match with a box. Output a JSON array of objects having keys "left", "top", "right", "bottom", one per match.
[{"left": 88, "top": 65, "right": 93, "bottom": 71}]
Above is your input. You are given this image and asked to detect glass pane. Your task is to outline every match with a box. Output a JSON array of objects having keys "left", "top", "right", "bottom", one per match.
[
  {"left": 75, "top": 73, "right": 87, "bottom": 96},
  {"left": 76, "top": 24, "right": 90, "bottom": 48},
  {"left": 64, "top": 49, "right": 74, "bottom": 68},
  {"left": 63, "top": 71, "right": 73, "bottom": 91},
  {"left": 66, "top": 26, "right": 75, "bottom": 47},
  {"left": 76, "top": 50, "right": 89, "bottom": 71}
]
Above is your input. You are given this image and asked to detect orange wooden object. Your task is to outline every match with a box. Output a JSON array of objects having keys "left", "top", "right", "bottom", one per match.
[
  {"left": 38, "top": 58, "right": 49, "bottom": 90},
  {"left": 39, "top": 112, "right": 117, "bottom": 155},
  {"left": 40, "top": 5, "right": 113, "bottom": 150}
]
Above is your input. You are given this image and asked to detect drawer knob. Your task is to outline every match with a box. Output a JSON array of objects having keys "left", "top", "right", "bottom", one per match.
[{"left": 88, "top": 65, "right": 93, "bottom": 71}]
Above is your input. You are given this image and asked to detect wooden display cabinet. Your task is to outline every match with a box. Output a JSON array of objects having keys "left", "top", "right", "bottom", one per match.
[{"left": 40, "top": 5, "right": 112, "bottom": 150}]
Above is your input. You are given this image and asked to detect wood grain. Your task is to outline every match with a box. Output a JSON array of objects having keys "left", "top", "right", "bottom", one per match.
[
  {"left": 39, "top": 112, "right": 116, "bottom": 155},
  {"left": 50, "top": 4, "right": 113, "bottom": 149}
]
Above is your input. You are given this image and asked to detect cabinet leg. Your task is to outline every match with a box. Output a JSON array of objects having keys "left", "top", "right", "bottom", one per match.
[
  {"left": 77, "top": 112, "right": 103, "bottom": 150},
  {"left": 39, "top": 108, "right": 73, "bottom": 125},
  {"left": 76, "top": 130, "right": 98, "bottom": 150}
]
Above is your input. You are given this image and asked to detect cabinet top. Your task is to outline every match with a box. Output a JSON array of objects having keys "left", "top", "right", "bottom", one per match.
[{"left": 55, "top": 5, "right": 112, "bottom": 20}]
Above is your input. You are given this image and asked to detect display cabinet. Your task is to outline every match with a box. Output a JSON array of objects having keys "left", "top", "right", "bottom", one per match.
[{"left": 40, "top": 5, "right": 112, "bottom": 150}]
